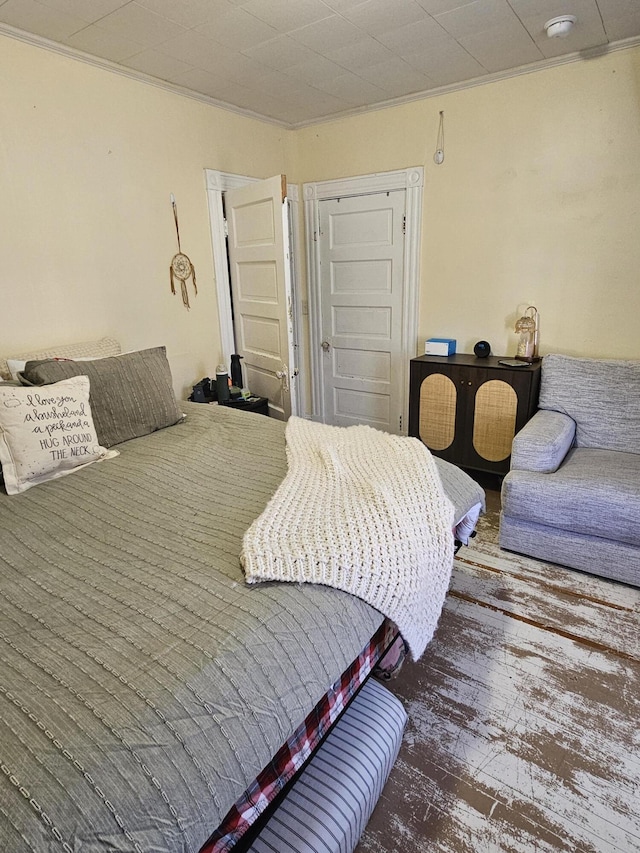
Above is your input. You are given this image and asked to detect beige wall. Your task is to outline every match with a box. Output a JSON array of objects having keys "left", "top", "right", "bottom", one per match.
[
  {"left": 2, "top": 34, "right": 639, "bottom": 409},
  {"left": 292, "top": 46, "right": 640, "bottom": 361},
  {"left": 0, "top": 34, "right": 287, "bottom": 397}
]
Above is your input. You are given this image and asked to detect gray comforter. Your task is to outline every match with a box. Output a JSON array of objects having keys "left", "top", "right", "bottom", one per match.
[
  {"left": 0, "top": 404, "right": 483, "bottom": 853},
  {"left": 0, "top": 405, "right": 383, "bottom": 853}
]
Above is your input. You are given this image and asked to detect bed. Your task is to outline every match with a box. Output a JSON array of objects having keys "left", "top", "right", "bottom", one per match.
[{"left": 0, "top": 341, "right": 484, "bottom": 853}]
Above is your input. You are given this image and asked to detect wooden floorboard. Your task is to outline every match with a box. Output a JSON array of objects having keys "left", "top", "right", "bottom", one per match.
[{"left": 357, "top": 494, "right": 640, "bottom": 853}]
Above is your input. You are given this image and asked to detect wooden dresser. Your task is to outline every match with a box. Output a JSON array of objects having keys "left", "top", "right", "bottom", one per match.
[{"left": 409, "top": 354, "right": 541, "bottom": 475}]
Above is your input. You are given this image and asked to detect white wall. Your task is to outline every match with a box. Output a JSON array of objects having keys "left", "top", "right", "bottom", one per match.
[{"left": 0, "top": 34, "right": 288, "bottom": 398}]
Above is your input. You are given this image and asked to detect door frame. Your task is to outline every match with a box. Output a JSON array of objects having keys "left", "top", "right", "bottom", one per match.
[
  {"left": 204, "top": 169, "right": 304, "bottom": 417},
  {"left": 303, "top": 167, "right": 424, "bottom": 433}
]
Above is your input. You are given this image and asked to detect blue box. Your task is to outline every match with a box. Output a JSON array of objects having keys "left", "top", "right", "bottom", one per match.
[{"left": 425, "top": 337, "right": 456, "bottom": 356}]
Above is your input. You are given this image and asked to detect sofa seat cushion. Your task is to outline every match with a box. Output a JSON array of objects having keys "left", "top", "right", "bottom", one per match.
[{"left": 502, "top": 447, "right": 640, "bottom": 547}]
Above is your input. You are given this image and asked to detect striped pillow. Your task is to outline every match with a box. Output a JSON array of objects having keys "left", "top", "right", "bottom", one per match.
[
  {"left": 248, "top": 678, "right": 406, "bottom": 853},
  {"left": 0, "top": 336, "right": 121, "bottom": 381},
  {"left": 20, "top": 347, "right": 183, "bottom": 448}
]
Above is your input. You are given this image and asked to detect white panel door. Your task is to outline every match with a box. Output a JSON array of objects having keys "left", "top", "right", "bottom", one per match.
[
  {"left": 226, "top": 175, "right": 296, "bottom": 420},
  {"left": 319, "top": 190, "right": 406, "bottom": 433}
]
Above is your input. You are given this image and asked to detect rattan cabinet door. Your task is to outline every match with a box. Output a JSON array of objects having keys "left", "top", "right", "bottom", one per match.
[
  {"left": 461, "top": 367, "right": 536, "bottom": 473},
  {"left": 472, "top": 378, "right": 518, "bottom": 462},
  {"left": 409, "top": 360, "right": 462, "bottom": 466},
  {"left": 418, "top": 371, "right": 457, "bottom": 452}
]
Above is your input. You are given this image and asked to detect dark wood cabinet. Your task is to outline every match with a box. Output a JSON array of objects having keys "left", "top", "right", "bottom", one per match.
[{"left": 409, "top": 354, "right": 541, "bottom": 475}]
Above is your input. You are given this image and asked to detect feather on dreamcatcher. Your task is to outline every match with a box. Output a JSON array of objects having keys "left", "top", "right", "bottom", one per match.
[{"left": 169, "top": 193, "right": 197, "bottom": 308}]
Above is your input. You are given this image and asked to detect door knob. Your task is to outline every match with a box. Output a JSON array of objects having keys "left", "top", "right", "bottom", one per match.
[
  {"left": 321, "top": 340, "right": 330, "bottom": 352},
  {"left": 275, "top": 365, "right": 290, "bottom": 392}
]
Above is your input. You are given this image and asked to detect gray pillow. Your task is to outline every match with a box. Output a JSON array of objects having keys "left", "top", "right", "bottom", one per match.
[{"left": 21, "top": 347, "right": 184, "bottom": 448}]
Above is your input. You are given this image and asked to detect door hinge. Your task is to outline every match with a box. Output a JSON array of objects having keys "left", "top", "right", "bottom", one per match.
[
  {"left": 223, "top": 218, "right": 229, "bottom": 238},
  {"left": 402, "top": 215, "right": 406, "bottom": 235},
  {"left": 399, "top": 413, "right": 403, "bottom": 431}
]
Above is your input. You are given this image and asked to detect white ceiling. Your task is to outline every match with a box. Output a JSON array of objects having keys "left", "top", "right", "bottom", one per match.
[{"left": 2, "top": 0, "right": 640, "bottom": 127}]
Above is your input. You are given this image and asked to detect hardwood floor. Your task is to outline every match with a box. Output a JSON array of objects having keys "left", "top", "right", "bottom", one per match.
[{"left": 357, "top": 482, "right": 640, "bottom": 853}]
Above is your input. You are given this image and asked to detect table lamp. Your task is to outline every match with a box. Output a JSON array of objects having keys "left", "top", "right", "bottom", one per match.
[{"left": 515, "top": 306, "right": 540, "bottom": 362}]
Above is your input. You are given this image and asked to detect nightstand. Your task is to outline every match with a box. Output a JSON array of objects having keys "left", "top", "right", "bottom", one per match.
[{"left": 219, "top": 396, "right": 269, "bottom": 417}]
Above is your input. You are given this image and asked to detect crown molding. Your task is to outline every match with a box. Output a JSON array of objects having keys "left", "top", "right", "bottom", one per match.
[
  {"left": 287, "top": 36, "right": 640, "bottom": 130},
  {"left": 0, "top": 22, "right": 287, "bottom": 128},
  {"left": 2, "top": 21, "right": 640, "bottom": 131},
  {"left": 291, "top": 35, "right": 640, "bottom": 129}
]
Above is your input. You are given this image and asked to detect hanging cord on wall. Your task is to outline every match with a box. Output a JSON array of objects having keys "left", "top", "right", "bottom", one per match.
[
  {"left": 171, "top": 193, "right": 181, "bottom": 254},
  {"left": 433, "top": 111, "right": 445, "bottom": 165}
]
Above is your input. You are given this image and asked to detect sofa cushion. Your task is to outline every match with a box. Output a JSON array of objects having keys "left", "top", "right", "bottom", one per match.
[
  {"left": 501, "top": 447, "right": 640, "bottom": 547},
  {"left": 539, "top": 354, "right": 640, "bottom": 454},
  {"left": 499, "top": 513, "right": 640, "bottom": 587}
]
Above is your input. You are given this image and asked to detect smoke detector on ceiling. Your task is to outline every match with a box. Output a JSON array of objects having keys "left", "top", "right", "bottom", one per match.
[{"left": 544, "top": 15, "right": 577, "bottom": 38}]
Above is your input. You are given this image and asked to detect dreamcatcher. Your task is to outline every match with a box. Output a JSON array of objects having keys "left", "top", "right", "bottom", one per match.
[{"left": 169, "top": 193, "right": 197, "bottom": 308}]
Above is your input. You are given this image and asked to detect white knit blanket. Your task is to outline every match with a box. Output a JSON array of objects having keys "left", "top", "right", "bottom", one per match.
[{"left": 241, "top": 417, "right": 455, "bottom": 660}]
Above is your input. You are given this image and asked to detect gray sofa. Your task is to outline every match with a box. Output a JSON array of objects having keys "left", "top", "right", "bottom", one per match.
[{"left": 499, "top": 353, "right": 640, "bottom": 586}]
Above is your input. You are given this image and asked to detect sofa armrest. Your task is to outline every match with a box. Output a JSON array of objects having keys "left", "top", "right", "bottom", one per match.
[{"left": 510, "top": 410, "right": 576, "bottom": 473}]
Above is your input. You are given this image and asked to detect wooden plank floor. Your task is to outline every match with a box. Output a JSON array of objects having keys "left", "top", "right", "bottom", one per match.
[{"left": 357, "top": 491, "right": 640, "bottom": 853}]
